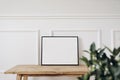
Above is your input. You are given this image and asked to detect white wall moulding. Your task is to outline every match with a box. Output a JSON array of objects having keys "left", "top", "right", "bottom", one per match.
[
  {"left": 0, "top": 29, "right": 40, "bottom": 32},
  {"left": 111, "top": 29, "right": 120, "bottom": 49},
  {"left": 0, "top": 30, "right": 40, "bottom": 70},
  {"left": 0, "top": 14, "right": 120, "bottom": 19},
  {"left": 51, "top": 29, "right": 101, "bottom": 49}
]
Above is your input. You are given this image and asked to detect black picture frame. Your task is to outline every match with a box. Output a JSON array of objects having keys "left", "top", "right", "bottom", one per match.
[{"left": 41, "top": 36, "right": 79, "bottom": 66}]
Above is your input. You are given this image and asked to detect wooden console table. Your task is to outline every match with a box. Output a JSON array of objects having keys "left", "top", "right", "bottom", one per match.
[{"left": 4, "top": 65, "right": 88, "bottom": 80}]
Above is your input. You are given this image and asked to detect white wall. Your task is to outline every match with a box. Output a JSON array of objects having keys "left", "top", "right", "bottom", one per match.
[{"left": 0, "top": 0, "right": 120, "bottom": 80}]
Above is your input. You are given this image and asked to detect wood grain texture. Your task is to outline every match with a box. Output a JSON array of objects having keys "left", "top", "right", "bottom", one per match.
[
  {"left": 23, "top": 75, "right": 28, "bottom": 80},
  {"left": 16, "top": 74, "right": 22, "bottom": 80},
  {"left": 5, "top": 65, "right": 88, "bottom": 76}
]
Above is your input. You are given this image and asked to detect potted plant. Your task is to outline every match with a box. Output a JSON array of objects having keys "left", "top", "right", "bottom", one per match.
[{"left": 78, "top": 43, "right": 120, "bottom": 80}]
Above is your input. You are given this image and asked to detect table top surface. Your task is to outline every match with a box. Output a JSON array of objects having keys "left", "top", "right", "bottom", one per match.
[{"left": 4, "top": 65, "right": 88, "bottom": 75}]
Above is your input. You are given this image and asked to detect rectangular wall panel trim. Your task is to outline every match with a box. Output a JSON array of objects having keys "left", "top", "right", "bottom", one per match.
[
  {"left": 51, "top": 29, "right": 101, "bottom": 48},
  {"left": 0, "top": 29, "right": 40, "bottom": 65},
  {"left": 111, "top": 29, "right": 120, "bottom": 49}
]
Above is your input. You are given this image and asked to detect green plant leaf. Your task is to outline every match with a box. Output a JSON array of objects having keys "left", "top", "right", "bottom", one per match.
[
  {"left": 105, "top": 46, "right": 113, "bottom": 53},
  {"left": 96, "top": 48, "right": 105, "bottom": 60},
  {"left": 90, "top": 42, "right": 96, "bottom": 52},
  {"left": 99, "top": 48, "right": 105, "bottom": 54},
  {"left": 78, "top": 43, "right": 120, "bottom": 80},
  {"left": 101, "top": 53, "right": 108, "bottom": 60},
  {"left": 113, "top": 47, "right": 120, "bottom": 56},
  {"left": 83, "top": 73, "right": 90, "bottom": 80},
  {"left": 108, "top": 65, "right": 120, "bottom": 80},
  {"left": 83, "top": 50, "right": 90, "bottom": 53},
  {"left": 81, "top": 56, "right": 90, "bottom": 67},
  {"left": 113, "top": 48, "right": 118, "bottom": 56}
]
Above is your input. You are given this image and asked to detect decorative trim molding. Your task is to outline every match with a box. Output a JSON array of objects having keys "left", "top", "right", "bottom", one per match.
[
  {"left": 0, "top": 14, "right": 120, "bottom": 19},
  {"left": 111, "top": 29, "right": 120, "bottom": 49},
  {"left": 0, "top": 29, "right": 39, "bottom": 32},
  {"left": 0, "top": 29, "right": 40, "bottom": 64},
  {"left": 111, "top": 30, "right": 114, "bottom": 49},
  {"left": 51, "top": 29, "right": 101, "bottom": 48}
]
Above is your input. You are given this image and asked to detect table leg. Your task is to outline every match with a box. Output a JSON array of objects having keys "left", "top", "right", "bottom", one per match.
[
  {"left": 16, "top": 74, "right": 22, "bottom": 80},
  {"left": 23, "top": 75, "right": 28, "bottom": 80}
]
